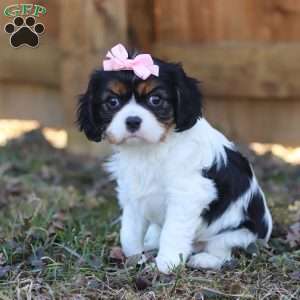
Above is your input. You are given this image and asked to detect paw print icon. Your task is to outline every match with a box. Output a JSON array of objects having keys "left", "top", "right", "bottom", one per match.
[{"left": 4, "top": 16, "right": 45, "bottom": 48}]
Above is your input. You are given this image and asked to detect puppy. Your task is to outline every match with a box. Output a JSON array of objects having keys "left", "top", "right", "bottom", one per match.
[{"left": 77, "top": 44, "right": 272, "bottom": 274}]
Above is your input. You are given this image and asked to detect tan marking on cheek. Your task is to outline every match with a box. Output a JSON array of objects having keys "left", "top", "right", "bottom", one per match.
[
  {"left": 160, "top": 122, "right": 176, "bottom": 142},
  {"left": 136, "top": 80, "right": 159, "bottom": 96},
  {"left": 105, "top": 133, "right": 121, "bottom": 145},
  {"left": 108, "top": 81, "right": 128, "bottom": 95},
  {"left": 105, "top": 134, "right": 117, "bottom": 144},
  {"left": 104, "top": 130, "right": 126, "bottom": 145}
]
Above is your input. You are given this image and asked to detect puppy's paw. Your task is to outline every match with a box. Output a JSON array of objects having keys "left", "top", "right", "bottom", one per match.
[
  {"left": 121, "top": 244, "right": 143, "bottom": 258},
  {"left": 155, "top": 254, "right": 181, "bottom": 274},
  {"left": 144, "top": 224, "right": 161, "bottom": 251},
  {"left": 187, "top": 252, "right": 224, "bottom": 270}
]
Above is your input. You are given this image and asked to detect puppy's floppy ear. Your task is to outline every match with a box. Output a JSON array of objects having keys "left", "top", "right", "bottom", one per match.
[
  {"left": 76, "top": 75, "right": 103, "bottom": 142},
  {"left": 173, "top": 64, "right": 202, "bottom": 132}
]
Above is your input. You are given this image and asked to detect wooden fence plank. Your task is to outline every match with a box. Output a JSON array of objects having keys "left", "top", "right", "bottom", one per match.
[
  {"left": 0, "top": 40, "right": 61, "bottom": 88},
  {"left": 127, "top": 0, "right": 154, "bottom": 50},
  {"left": 155, "top": 42, "right": 300, "bottom": 98},
  {"left": 154, "top": 0, "right": 300, "bottom": 43},
  {"left": 205, "top": 97, "right": 300, "bottom": 146}
]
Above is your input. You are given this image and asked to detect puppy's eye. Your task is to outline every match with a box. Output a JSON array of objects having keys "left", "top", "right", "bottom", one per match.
[
  {"left": 107, "top": 97, "right": 120, "bottom": 109},
  {"left": 148, "top": 95, "right": 162, "bottom": 107}
]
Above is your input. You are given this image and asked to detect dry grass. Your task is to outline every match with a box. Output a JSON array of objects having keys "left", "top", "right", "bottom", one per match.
[{"left": 0, "top": 129, "right": 299, "bottom": 299}]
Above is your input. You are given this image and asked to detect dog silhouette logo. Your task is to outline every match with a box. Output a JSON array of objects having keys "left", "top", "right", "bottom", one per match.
[{"left": 3, "top": 4, "right": 47, "bottom": 48}]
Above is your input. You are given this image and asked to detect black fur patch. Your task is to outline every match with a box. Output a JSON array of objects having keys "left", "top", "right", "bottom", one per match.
[
  {"left": 241, "top": 191, "right": 268, "bottom": 239},
  {"left": 202, "top": 147, "right": 253, "bottom": 224}
]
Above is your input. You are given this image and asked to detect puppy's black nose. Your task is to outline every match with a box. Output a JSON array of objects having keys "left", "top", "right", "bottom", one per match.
[{"left": 126, "top": 116, "right": 142, "bottom": 132}]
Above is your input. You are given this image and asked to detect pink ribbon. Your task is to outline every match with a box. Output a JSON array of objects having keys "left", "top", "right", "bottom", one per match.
[{"left": 102, "top": 44, "right": 159, "bottom": 80}]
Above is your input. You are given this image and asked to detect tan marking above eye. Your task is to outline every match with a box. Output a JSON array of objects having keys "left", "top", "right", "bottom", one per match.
[
  {"left": 136, "top": 80, "right": 160, "bottom": 96},
  {"left": 108, "top": 81, "right": 128, "bottom": 95}
]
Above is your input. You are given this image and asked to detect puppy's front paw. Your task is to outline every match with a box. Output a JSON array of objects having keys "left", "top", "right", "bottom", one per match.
[
  {"left": 155, "top": 254, "right": 181, "bottom": 274},
  {"left": 187, "top": 252, "right": 224, "bottom": 270},
  {"left": 122, "top": 247, "right": 143, "bottom": 258}
]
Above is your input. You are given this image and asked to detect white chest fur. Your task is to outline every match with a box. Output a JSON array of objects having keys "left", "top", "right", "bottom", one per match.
[
  {"left": 112, "top": 145, "right": 169, "bottom": 225},
  {"left": 105, "top": 119, "right": 230, "bottom": 227}
]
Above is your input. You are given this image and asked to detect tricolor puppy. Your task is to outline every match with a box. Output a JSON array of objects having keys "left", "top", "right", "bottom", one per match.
[{"left": 77, "top": 44, "right": 272, "bottom": 274}]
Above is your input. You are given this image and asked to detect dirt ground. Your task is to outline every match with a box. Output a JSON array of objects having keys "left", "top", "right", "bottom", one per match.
[{"left": 0, "top": 129, "right": 299, "bottom": 299}]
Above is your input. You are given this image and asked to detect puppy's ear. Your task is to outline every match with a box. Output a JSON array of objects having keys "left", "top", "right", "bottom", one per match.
[
  {"left": 173, "top": 64, "right": 202, "bottom": 132},
  {"left": 76, "top": 76, "right": 103, "bottom": 142}
]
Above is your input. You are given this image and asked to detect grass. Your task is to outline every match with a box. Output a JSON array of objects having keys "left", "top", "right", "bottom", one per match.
[{"left": 0, "top": 129, "right": 299, "bottom": 299}]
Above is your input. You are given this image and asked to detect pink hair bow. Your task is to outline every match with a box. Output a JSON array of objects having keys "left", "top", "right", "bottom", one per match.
[{"left": 102, "top": 44, "right": 159, "bottom": 80}]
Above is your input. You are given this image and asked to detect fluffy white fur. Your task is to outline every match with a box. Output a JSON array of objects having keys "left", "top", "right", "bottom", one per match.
[{"left": 105, "top": 118, "right": 272, "bottom": 274}]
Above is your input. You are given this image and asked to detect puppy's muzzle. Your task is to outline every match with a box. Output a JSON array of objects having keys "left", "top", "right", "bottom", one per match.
[{"left": 126, "top": 116, "right": 142, "bottom": 133}]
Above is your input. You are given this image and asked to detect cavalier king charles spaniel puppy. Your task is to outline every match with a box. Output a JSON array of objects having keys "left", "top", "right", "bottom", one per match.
[{"left": 77, "top": 44, "right": 272, "bottom": 274}]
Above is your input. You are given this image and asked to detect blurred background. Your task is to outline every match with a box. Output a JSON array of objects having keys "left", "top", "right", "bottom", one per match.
[{"left": 1, "top": 0, "right": 300, "bottom": 161}]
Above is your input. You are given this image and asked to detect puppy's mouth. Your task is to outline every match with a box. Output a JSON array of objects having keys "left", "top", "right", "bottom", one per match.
[
  {"left": 106, "top": 131, "right": 164, "bottom": 145},
  {"left": 124, "top": 133, "right": 147, "bottom": 143},
  {"left": 125, "top": 135, "right": 139, "bottom": 140},
  {"left": 105, "top": 131, "right": 147, "bottom": 145}
]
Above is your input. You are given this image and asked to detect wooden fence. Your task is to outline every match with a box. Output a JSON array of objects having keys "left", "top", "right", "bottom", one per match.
[
  {"left": 129, "top": 0, "right": 300, "bottom": 145},
  {"left": 1, "top": 0, "right": 300, "bottom": 152}
]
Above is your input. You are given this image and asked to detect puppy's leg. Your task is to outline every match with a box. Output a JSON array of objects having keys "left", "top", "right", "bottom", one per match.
[
  {"left": 120, "top": 205, "right": 149, "bottom": 257},
  {"left": 144, "top": 224, "right": 161, "bottom": 251},
  {"left": 156, "top": 202, "right": 202, "bottom": 274},
  {"left": 156, "top": 177, "right": 216, "bottom": 274},
  {"left": 187, "top": 228, "right": 256, "bottom": 269}
]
